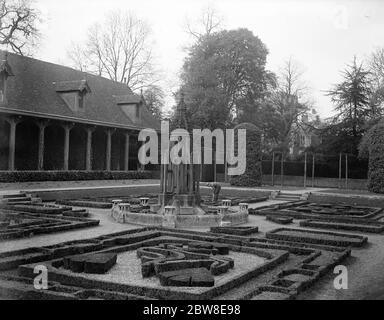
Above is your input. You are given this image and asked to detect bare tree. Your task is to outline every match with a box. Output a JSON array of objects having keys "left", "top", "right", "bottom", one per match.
[
  {"left": 67, "top": 43, "right": 88, "bottom": 72},
  {"left": 370, "top": 47, "right": 384, "bottom": 84},
  {"left": 68, "top": 11, "right": 156, "bottom": 91},
  {"left": 142, "top": 84, "right": 164, "bottom": 120},
  {"left": 185, "top": 6, "right": 223, "bottom": 41},
  {"left": 278, "top": 57, "right": 308, "bottom": 98},
  {"left": 264, "top": 57, "right": 312, "bottom": 151},
  {"left": 368, "top": 47, "right": 384, "bottom": 114},
  {"left": 0, "top": 0, "right": 40, "bottom": 55}
]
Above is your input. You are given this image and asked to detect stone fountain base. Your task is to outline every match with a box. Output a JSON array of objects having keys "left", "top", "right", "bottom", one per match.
[{"left": 110, "top": 195, "right": 249, "bottom": 229}]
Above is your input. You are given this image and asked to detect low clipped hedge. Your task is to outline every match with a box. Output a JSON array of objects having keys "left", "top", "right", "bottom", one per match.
[
  {"left": 0, "top": 170, "right": 158, "bottom": 183},
  {"left": 366, "top": 121, "right": 384, "bottom": 193}
]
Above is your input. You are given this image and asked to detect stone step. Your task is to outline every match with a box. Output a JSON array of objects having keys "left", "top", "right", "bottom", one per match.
[
  {"left": 279, "top": 193, "right": 302, "bottom": 197},
  {"left": 276, "top": 195, "right": 301, "bottom": 199},
  {"left": 0, "top": 200, "right": 34, "bottom": 205},
  {"left": 275, "top": 197, "right": 301, "bottom": 201},
  {"left": 3, "top": 197, "right": 32, "bottom": 203},
  {"left": 1, "top": 193, "right": 28, "bottom": 199}
]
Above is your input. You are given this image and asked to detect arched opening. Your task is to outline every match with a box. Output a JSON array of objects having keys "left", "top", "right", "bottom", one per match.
[
  {"left": 69, "top": 126, "right": 87, "bottom": 170},
  {"left": 0, "top": 117, "right": 9, "bottom": 170},
  {"left": 15, "top": 119, "right": 39, "bottom": 170},
  {"left": 92, "top": 128, "right": 107, "bottom": 170},
  {"left": 44, "top": 124, "right": 65, "bottom": 170},
  {"left": 111, "top": 131, "right": 125, "bottom": 171}
]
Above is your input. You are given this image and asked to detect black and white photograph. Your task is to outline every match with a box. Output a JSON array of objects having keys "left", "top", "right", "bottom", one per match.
[{"left": 0, "top": 0, "right": 384, "bottom": 309}]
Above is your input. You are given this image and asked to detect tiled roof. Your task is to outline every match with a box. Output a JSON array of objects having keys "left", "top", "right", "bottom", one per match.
[{"left": 0, "top": 50, "right": 160, "bottom": 131}]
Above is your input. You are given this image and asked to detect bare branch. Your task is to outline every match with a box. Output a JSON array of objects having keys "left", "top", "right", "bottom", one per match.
[
  {"left": 67, "top": 11, "right": 157, "bottom": 91},
  {"left": 0, "top": 0, "right": 41, "bottom": 55},
  {"left": 184, "top": 6, "right": 223, "bottom": 41}
]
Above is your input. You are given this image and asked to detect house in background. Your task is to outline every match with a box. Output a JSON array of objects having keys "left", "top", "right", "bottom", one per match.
[
  {"left": 289, "top": 111, "right": 323, "bottom": 156},
  {"left": 0, "top": 50, "right": 160, "bottom": 172}
]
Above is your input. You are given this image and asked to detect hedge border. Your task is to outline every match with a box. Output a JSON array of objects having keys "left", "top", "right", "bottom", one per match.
[{"left": 0, "top": 170, "right": 156, "bottom": 183}]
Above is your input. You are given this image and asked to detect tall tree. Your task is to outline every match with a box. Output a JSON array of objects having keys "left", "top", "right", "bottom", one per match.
[
  {"left": 0, "top": 0, "right": 40, "bottom": 55},
  {"left": 68, "top": 11, "right": 156, "bottom": 91},
  {"left": 320, "top": 57, "right": 373, "bottom": 155},
  {"left": 177, "top": 28, "right": 271, "bottom": 130},
  {"left": 257, "top": 58, "right": 312, "bottom": 152}
]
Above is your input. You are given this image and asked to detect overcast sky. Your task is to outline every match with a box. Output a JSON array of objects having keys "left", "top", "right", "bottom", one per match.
[{"left": 34, "top": 0, "right": 384, "bottom": 117}]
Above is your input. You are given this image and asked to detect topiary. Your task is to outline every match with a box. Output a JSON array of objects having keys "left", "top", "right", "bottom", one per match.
[
  {"left": 365, "top": 121, "right": 384, "bottom": 193},
  {"left": 230, "top": 122, "right": 262, "bottom": 187}
]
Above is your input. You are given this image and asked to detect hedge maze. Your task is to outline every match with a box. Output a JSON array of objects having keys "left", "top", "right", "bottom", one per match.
[
  {"left": 252, "top": 201, "right": 384, "bottom": 233},
  {"left": 0, "top": 210, "right": 99, "bottom": 241},
  {"left": 0, "top": 226, "right": 355, "bottom": 300},
  {"left": 0, "top": 193, "right": 100, "bottom": 241},
  {"left": 138, "top": 243, "right": 233, "bottom": 287}
]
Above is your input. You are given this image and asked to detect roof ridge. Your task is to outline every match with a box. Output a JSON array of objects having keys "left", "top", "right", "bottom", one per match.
[{"left": 0, "top": 49, "right": 131, "bottom": 91}]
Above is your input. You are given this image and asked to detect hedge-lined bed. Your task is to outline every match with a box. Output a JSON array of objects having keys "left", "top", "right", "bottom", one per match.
[
  {"left": 56, "top": 200, "right": 112, "bottom": 209},
  {"left": 300, "top": 219, "right": 384, "bottom": 233},
  {"left": 0, "top": 171, "right": 156, "bottom": 183},
  {"left": 266, "top": 228, "right": 368, "bottom": 247}
]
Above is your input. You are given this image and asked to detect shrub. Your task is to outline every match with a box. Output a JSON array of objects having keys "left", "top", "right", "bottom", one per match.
[
  {"left": 0, "top": 170, "right": 158, "bottom": 183},
  {"left": 230, "top": 123, "right": 262, "bottom": 187},
  {"left": 365, "top": 121, "right": 384, "bottom": 193}
]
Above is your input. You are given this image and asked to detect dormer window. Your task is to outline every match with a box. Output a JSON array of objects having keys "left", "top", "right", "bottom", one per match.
[
  {"left": 114, "top": 94, "right": 143, "bottom": 123},
  {"left": 0, "top": 59, "right": 14, "bottom": 103},
  {"left": 54, "top": 80, "right": 90, "bottom": 112}
]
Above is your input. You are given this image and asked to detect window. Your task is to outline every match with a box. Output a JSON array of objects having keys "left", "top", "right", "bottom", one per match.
[
  {"left": 78, "top": 92, "right": 84, "bottom": 109},
  {"left": 59, "top": 91, "right": 85, "bottom": 112},
  {"left": 120, "top": 103, "right": 141, "bottom": 123},
  {"left": 54, "top": 80, "right": 90, "bottom": 112}
]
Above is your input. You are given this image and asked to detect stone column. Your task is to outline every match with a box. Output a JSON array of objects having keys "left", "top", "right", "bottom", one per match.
[
  {"left": 6, "top": 116, "right": 20, "bottom": 171},
  {"left": 37, "top": 120, "right": 48, "bottom": 170},
  {"left": 105, "top": 128, "right": 113, "bottom": 171},
  {"left": 62, "top": 123, "right": 74, "bottom": 171},
  {"left": 85, "top": 126, "right": 95, "bottom": 171},
  {"left": 124, "top": 132, "right": 130, "bottom": 171}
]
